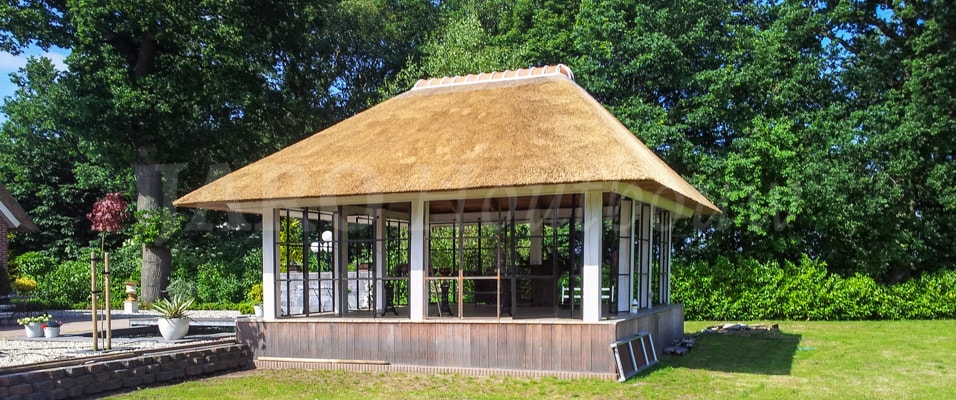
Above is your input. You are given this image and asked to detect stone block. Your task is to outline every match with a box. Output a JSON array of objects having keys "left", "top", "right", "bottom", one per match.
[
  {"left": 87, "top": 364, "right": 105, "bottom": 374},
  {"left": 94, "top": 371, "right": 111, "bottom": 382},
  {"left": 31, "top": 379, "right": 55, "bottom": 393},
  {"left": 44, "top": 370, "right": 66, "bottom": 380},
  {"left": 48, "top": 388, "right": 68, "bottom": 400},
  {"left": 186, "top": 365, "right": 203, "bottom": 376},
  {"left": 73, "top": 374, "right": 94, "bottom": 387},
  {"left": 54, "top": 377, "right": 74, "bottom": 390},
  {"left": 139, "top": 373, "right": 155, "bottom": 385},
  {"left": 24, "top": 392, "right": 47, "bottom": 400},
  {"left": 111, "top": 369, "right": 129, "bottom": 380},
  {"left": 0, "top": 373, "right": 24, "bottom": 386},
  {"left": 172, "top": 368, "right": 186, "bottom": 379},
  {"left": 121, "top": 359, "right": 140, "bottom": 369},
  {"left": 0, "top": 386, "right": 8, "bottom": 397},
  {"left": 155, "top": 370, "right": 174, "bottom": 382},
  {"left": 202, "top": 363, "right": 216, "bottom": 374},
  {"left": 101, "top": 378, "right": 122, "bottom": 392},
  {"left": 9, "top": 383, "right": 33, "bottom": 396},
  {"left": 103, "top": 361, "right": 123, "bottom": 370},
  {"left": 62, "top": 366, "right": 86, "bottom": 377},
  {"left": 66, "top": 385, "right": 84, "bottom": 398},
  {"left": 131, "top": 366, "right": 150, "bottom": 377},
  {"left": 123, "top": 375, "right": 143, "bottom": 388}
]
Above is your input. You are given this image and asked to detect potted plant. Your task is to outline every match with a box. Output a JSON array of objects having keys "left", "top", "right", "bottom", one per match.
[
  {"left": 43, "top": 319, "right": 62, "bottom": 338},
  {"left": 17, "top": 313, "right": 52, "bottom": 338},
  {"left": 152, "top": 295, "right": 193, "bottom": 340},
  {"left": 247, "top": 283, "right": 264, "bottom": 317}
]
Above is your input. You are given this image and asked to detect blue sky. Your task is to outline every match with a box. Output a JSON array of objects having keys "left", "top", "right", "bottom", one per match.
[{"left": 0, "top": 46, "right": 69, "bottom": 120}]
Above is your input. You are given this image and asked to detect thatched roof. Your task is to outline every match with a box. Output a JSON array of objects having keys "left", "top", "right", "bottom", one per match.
[
  {"left": 0, "top": 182, "right": 38, "bottom": 232},
  {"left": 174, "top": 65, "right": 719, "bottom": 215}
]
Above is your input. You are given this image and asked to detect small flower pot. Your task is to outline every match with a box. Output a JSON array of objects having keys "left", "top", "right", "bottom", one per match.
[
  {"left": 24, "top": 323, "right": 42, "bottom": 338},
  {"left": 44, "top": 327, "right": 60, "bottom": 338},
  {"left": 253, "top": 305, "right": 263, "bottom": 317}
]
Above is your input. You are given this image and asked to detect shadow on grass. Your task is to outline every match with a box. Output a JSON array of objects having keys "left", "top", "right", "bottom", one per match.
[{"left": 662, "top": 329, "right": 802, "bottom": 375}]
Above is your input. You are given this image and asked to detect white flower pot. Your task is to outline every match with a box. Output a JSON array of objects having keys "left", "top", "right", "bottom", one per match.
[
  {"left": 157, "top": 317, "right": 190, "bottom": 340},
  {"left": 44, "top": 327, "right": 60, "bottom": 338},
  {"left": 24, "top": 323, "right": 42, "bottom": 338},
  {"left": 253, "top": 305, "right": 263, "bottom": 317}
]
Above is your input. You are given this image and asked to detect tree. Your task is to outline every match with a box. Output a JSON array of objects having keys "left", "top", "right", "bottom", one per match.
[{"left": 2, "top": 0, "right": 439, "bottom": 301}]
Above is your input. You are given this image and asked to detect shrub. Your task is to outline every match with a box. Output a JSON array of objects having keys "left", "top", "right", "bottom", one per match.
[
  {"left": 674, "top": 255, "right": 956, "bottom": 321},
  {"left": 10, "top": 251, "right": 56, "bottom": 279},
  {"left": 11, "top": 276, "right": 38, "bottom": 293},
  {"left": 167, "top": 277, "right": 198, "bottom": 300},
  {"left": 247, "top": 283, "right": 263, "bottom": 304}
]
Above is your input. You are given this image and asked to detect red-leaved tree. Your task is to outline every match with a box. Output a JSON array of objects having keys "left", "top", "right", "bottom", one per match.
[{"left": 87, "top": 192, "right": 129, "bottom": 247}]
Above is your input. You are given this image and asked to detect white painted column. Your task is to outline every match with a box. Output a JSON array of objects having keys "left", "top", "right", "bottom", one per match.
[
  {"left": 375, "top": 208, "right": 386, "bottom": 313},
  {"left": 529, "top": 209, "right": 543, "bottom": 265},
  {"left": 638, "top": 204, "right": 653, "bottom": 309},
  {"left": 261, "top": 209, "right": 278, "bottom": 321},
  {"left": 409, "top": 200, "right": 426, "bottom": 321},
  {"left": 617, "top": 199, "right": 634, "bottom": 314},
  {"left": 664, "top": 212, "right": 673, "bottom": 304},
  {"left": 581, "top": 191, "right": 604, "bottom": 322}
]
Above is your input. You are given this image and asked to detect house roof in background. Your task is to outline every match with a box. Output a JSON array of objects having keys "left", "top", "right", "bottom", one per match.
[{"left": 0, "top": 182, "right": 38, "bottom": 232}]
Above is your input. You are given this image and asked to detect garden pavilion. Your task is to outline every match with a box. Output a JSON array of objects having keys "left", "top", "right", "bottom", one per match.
[{"left": 175, "top": 65, "right": 719, "bottom": 378}]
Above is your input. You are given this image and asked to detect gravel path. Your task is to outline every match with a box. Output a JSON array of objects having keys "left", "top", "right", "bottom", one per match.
[{"left": 0, "top": 309, "right": 241, "bottom": 368}]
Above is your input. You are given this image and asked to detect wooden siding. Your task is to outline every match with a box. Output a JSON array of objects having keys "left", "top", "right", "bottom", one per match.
[{"left": 237, "top": 304, "right": 683, "bottom": 376}]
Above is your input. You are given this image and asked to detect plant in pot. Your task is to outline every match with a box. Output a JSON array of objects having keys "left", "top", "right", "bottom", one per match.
[
  {"left": 17, "top": 313, "right": 52, "bottom": 338},
  {"left": 247, "top": 283, "right": 264, "bottom": 317},
  {"left": 152, "top": 295, "right": 194, "bottom": 340},
  {"left": 42, "top": 319, "right": 62, "bottom": 338}
]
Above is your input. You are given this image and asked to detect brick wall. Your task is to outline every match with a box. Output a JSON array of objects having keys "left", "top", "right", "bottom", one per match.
[
  {"left": 0, "top": 220, "right": 8, "bottom": 272},
  {"left": 0, "top": 343, "right": 253, "bottom": 400}
]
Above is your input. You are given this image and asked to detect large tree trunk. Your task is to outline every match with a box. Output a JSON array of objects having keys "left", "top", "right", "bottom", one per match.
[{"left": 134, "top": 162, "right": 171, "bottom": 303}]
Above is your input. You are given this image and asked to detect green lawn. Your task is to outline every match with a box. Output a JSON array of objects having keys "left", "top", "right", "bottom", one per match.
[{"left": 110, "top": 320, "right": 955, "bottom": 399}]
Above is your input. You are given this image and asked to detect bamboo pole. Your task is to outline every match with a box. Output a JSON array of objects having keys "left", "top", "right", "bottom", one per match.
[
  {"left": 104, "top": 252, "right": 111, "bottom": 350},
  {"left": 90, "top": 253, "right": 98, "bottom": 352}
]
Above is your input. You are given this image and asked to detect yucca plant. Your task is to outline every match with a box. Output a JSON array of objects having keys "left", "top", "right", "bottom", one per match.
[{"left": 152, "top": 295, "right": 194, "bottom": 319}]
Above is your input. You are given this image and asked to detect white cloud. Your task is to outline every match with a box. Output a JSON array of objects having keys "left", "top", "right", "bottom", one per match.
[
  {"left": 0, "top": 52, "right": 29, "bottom": 71},
  {"left": 0, "top": 48, "right": 69, "bottom": 73}
]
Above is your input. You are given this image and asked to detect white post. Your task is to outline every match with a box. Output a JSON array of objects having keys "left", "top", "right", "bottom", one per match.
[
  {"left": 409, "top": 200, "right": 426, "bottom": 321},
  {"left": 375, "top": 208, "right": 386, "bottom": 313},
  {"left": 663, "top": 212, "right": 673, "bottom": 304},
  {"left": 262, "top": 209, "right": 278, "bottom": 320},
  {"left": 617, "top": 199, "right": 634, "bottom": 314},
  {"left": 582, "top": 191, "right": 604, "bottom": 322}
]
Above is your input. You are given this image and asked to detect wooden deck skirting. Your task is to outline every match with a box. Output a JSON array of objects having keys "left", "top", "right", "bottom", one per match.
[{"left": 237, "top": 304, "right": 683, "bottom": 377}]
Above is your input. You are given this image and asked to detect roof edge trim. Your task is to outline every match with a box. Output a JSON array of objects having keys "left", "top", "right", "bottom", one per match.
[{"left": 412, "top": 64, "right": 574, "bottom": 91}]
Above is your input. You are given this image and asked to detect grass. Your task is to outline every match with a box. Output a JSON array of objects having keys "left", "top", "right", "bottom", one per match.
[{"left": 109, "top": 320, "right": 955, "bottom": 399}]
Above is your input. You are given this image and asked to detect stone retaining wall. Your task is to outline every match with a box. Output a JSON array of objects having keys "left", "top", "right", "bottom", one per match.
[{"left": 0, "top": 343, "right": 252, "bottom": 399}]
